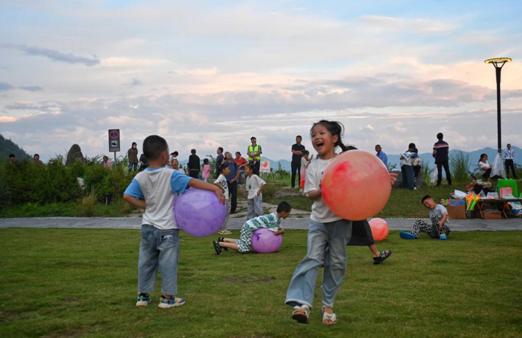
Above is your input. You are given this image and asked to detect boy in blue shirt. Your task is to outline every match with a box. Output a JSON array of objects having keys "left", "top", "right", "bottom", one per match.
[{"left": 124, "top": 135, "right": 225, "bottom": 308}]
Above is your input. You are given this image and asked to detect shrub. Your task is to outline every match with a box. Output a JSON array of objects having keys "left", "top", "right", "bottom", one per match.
[
  {"left": 80, "top": 191, "right": 96, "bottom": 217},
  {"left": 450, "top": 151, "right": 472, "bottom": 184}
]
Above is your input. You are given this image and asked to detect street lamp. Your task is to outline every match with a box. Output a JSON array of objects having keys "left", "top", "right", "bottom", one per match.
[{"left": 484, "top": 57, "right": 512, "bottom": 154}]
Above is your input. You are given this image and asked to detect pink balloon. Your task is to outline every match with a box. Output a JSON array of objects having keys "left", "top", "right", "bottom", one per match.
[
  {"left": 369, "top": 218, "right": 389, "bottom": 241},
  {"left": 250, "top": 228, "right": 283, "bottom": 253},
  {"left": 322, "top": 151, "right": 391, "bottom": 221}
]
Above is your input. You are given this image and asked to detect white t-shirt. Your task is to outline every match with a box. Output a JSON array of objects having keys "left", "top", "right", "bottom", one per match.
[
  {"left": 429, "top": 204, "right": 448, "bottom": 222},
  {"left": 478, "top": 161, "right": 490, "bottom": 174},
  {"left": 215, "top": 174, "right": 229, "bottom": 200},
  {"left": 246, "top": 174, "right": 266, "bottom": 199},
  {"left": 401, "top": 152, "right": 413, "bottom": 166},
  {"left": 304, "top": 157, "right": 341, "bottom": 223}
]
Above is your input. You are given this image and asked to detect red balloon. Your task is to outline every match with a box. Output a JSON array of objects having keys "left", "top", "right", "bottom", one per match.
[
  {"left": 369, "top": 218, "right": 389, "bottom": 241},
  {"left": 322, "top": 151, "right": 391, "bottom": 220}
]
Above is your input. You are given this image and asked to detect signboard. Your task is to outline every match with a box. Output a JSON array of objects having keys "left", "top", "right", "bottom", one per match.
[
  {"left": 108, "top": 129, "right": 120, "bottom": 152},
  {"left": 260, "top": 160, "right": 271, "bottom": 173}
]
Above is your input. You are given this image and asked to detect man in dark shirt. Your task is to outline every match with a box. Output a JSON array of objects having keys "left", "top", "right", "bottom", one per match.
[
  {"left": 224, "top": 152, "right": 240, "bottom": 214},
  {"left": 215, "top": 147, "right": 224, "bottom": 178},
  {"left": 291, "top": 135, "right": 306, "bottom": 188},
  {"left": 187, "top": 149, "right": 201, "bottom": 179},
  {"left": 433, "top": 133, "right": 452, "bottom": 186}
]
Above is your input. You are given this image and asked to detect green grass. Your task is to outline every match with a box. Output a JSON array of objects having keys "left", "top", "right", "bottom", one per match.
[
  {"left": 0, "top": 200, "right": 134, "bottom": 218},
  {"left": 1, "top": 229, "right": 521, "bottom": 338}
]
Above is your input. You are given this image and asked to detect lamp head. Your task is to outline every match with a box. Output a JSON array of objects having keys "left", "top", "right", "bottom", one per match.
[{"left": 485, "top": 57, "right": 512, "bottom": 69}]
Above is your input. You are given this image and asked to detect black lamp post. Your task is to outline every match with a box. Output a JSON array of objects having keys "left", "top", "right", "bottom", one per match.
[{"left": 484, "top": 57, "right": 512, "bottom": 154}]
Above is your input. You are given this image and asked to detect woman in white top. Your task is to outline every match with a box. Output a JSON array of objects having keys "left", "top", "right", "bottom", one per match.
[{"left": 478, "top": 153, "right": 492, "bottom": 181}]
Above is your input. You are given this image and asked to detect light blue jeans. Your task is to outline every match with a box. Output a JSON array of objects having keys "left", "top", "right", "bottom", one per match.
[
  {"left": 285, "top": 219, "right": 352, "bottom": 309},
  {"left": 138, "top": 225, "right": 179, "bottom": 295}
]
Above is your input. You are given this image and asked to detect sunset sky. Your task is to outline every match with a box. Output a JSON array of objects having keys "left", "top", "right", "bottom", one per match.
[{"left": 1, "top": 0, "right": 521, "bottom": 161}]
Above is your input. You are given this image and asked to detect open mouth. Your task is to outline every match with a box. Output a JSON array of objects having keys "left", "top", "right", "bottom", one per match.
[{"left": 315, "top": 141, "right": 324, "bottom": 149}]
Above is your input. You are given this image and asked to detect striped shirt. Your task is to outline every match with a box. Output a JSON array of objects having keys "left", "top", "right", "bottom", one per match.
[{"left": 433, "top": 140, "right": 449, "bottom": 163}]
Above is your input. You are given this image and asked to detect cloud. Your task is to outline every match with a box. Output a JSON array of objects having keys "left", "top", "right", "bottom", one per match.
[
  {"left": 0, "top": 82, "right": 14, "bottom": 92},
  {"left": 358, "top": 15, "right": 457, "bottom": 34},
  {"left": 20, "top": 86, "right": 44, "bottom": 92},
  {"left": 4, "top": 44, "right": 100, "bottom": 67}
]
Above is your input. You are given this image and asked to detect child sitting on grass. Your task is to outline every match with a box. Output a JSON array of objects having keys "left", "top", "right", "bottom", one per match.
[
  {"left": 213, "top": 201, "right": 291, "bottom": 254},
  {"left": 123, "top": 135, "right": 225, "bottom": 309},
  {"left": 400, "top": 195, "right": 450, "bottom": 240}
]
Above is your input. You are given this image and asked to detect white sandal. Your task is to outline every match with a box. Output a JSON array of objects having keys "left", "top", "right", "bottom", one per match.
[
  {"left": 321, "top": 306, "right": 337, "bottom": 325},
  {"left": 291, "top": 305, "right": 310, "bottom": 324}
]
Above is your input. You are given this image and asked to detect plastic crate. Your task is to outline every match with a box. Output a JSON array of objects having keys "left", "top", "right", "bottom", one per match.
[{"left": 498, "top": 179, "right": 518, "bottom": 198}]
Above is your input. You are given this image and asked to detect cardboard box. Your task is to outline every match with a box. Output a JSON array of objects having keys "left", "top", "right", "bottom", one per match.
[
  {"left": 447, "top": 204, "right": 466, "bottom": 219},
  {"left": 484, "top": 212, "right": 501, "bottom": 219}
]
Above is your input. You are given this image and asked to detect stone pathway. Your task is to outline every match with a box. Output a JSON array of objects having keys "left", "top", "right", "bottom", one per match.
[{"left": 0, "top": 216, "right": 520, "bottom": 231}]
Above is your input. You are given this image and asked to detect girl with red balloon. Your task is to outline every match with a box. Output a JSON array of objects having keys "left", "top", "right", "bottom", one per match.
[{"left": 285, "top": 120, "right": 396, "bottom": 326}]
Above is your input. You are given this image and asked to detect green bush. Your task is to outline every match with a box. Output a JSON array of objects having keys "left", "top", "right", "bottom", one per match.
[{"left": 450, "top": 150, "right": 472, "bottom": 184}]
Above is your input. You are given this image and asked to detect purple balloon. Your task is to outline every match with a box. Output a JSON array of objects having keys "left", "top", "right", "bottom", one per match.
[
  {"left": 174, "top": 188, "right": 227, "bottom": 237},
  {"left": 250, "top": 228, "right": 283, "bottom": 253}
]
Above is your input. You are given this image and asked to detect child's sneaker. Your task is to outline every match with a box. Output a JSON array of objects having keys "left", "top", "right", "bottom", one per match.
[
  {"left": 440, "top": 234, "right": 447, "bottom": 240},
  {"left": 158, "top": 295, "right": 185, "bottom": 309},
  {"left": 136, "top": 293, "right": 151, "bottom": 307},
  {"left": 400, "top": 231, "right": 417, "bottom": 240}
]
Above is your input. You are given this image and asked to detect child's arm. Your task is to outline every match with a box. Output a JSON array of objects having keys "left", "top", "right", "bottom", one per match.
[
  {"left": 305, "top": 190, "right": 322, "bottom": 200},
  {"left": 274, "top": 228, "right": 285, "bottom": 236},
  {"left": 257, "top": 183, "right": 266, "bottom": 195},
  {"left": 123, "top": 194, "right": 146, "bottom": 209},
  {"left": 213, "top": 182, "right": 225, "bottom": 193},
  {"left": 189, "top": 179, "right": 226, "bottom": 204},
  {"left": 438, "top": 213, "right": 448, "bottom": 228}
]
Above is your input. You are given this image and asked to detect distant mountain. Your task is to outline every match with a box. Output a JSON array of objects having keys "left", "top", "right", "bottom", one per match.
[{"left": 0, "top": 134, "right": 31, "bottom": 162}]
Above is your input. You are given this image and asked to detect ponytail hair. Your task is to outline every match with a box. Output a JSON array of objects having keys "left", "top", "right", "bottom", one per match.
[{"left": 310, "top": 120, "right": 349, "bottom": 152}]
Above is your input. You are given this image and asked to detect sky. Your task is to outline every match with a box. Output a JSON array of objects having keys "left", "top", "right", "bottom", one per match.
[{"left": 1, "top": 0, "right": 522, "bottom": 162}]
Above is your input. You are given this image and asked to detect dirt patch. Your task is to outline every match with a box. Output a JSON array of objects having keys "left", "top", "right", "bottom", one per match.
[
  {"left": 224, "top": 276, "right": 276, "bottom": 284},
  {"left": 61, "top": 298, "right": 81, "bottom": 303}
]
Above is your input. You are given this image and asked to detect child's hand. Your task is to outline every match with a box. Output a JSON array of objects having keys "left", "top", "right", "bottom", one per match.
[
  {"left": 389, "top": 173, "right": 398, "bottom": 185},
  {"left": 215, "top": 190, "right": 226, "bottom": 204},
  {"left": 257, "top": 190, "right": 261, "bottom": 196}
]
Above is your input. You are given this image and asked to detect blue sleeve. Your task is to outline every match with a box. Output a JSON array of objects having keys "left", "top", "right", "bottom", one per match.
[
  {"left": 412, "top": 152, "right": 418, "bottom": 158},
  {"left": 171, "top": 170, "right": 192, "bottom": 194},
  {"left": 124, "top": 178, "right": 144, "bottom": 199}
]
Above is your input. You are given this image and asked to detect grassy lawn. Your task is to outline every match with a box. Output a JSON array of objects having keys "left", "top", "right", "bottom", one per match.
[
  {"left": 1, "top": 228, "right": 521, "bottom": 338},
  {"left": 0, "top": 201, "right": 134, "bottom": 218}
]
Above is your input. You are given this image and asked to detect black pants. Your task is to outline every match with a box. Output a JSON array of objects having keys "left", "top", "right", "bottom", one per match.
[
  {"left": 505, "top": 159, "right": 517, "bottom": 178},
  {"left": 228, "top": 180, "right": 238, "bottom": 214},
  {"left": 250, "top": 160, "right": 261, "bottom": 176},
  {"left": 482, "top": 168, "right": 492, "bottom": 181},
  {"left": 437, "top": 161, "right": 452, "bottom": 186},
  {"left": 291, "top": 160, "right": 301, "bottom": 187},
  {"left": 189, "top": 169, "right": 199, "bottom": 179}
]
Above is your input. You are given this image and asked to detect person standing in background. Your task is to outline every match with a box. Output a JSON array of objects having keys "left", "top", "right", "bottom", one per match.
[
  {"left": 224, "top": 152, "right": 240, "bottom": 214},
  {"left": 291, "top": 135, "right": 306, "bottom": 189},
  {"left": 433, "top": 133, "right": 452, "bottom": 186},
  {"left": 247, "top": 137, "right": 262, "bottom": 176},
  {"left": 375, "top": 145, "right": 388, "bottom": 168},
  {"left": 187, "top": 149, "right": 201, "bottom": 179},
  {"left": 504, "top": 143, "right": 517, "bottom": 179},
  {"left": 101, "top": 155, "right": 113, "bottom": 169},
  {"left": 127, "top": 142, "right": 139, "bottom": 173},
  {"left": 215, "top": 147, "right": 224, "bottom": 178}
]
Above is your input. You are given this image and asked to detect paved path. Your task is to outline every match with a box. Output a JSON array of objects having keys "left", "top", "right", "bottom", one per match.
[{"left": 0, "top": 216, "right": 520, "bottom": 231}]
